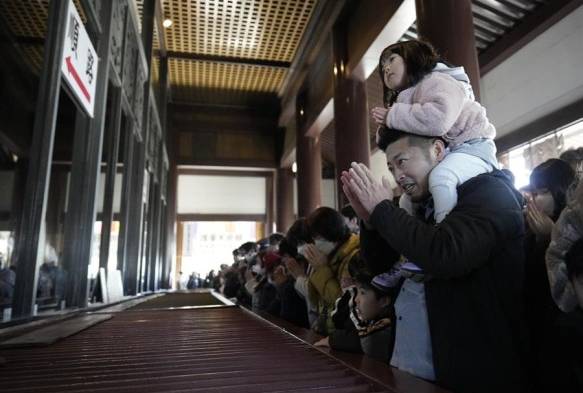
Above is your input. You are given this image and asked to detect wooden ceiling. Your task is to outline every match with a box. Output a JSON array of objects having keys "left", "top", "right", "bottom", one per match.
[{"left": 137, "top": 0, "right": 318, "bottom": 106}]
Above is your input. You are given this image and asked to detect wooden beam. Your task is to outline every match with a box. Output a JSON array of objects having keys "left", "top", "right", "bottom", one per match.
[
  {"left": 11, "top": 0, "right": 69, "bottom": 319},
  {"left": 160, "top": 50, "right": 291, "bottom": 68},
  {"left": 79, "top": 0, "right": 102, "bottom": 39},
  {"left": 479, "top": 0, "right": 583, "bottom": 75},
  {"left": 177, "top": 214, "right": 267, "bottom": 222},
  {"left": 154, "top": 0, "right": 167, "bottom": 58},
  {"left": 177, "top": 168, "right": 274, "bottom": 178},
  {"left": 495, "top": 96, "right": 583, "bottom": 153},
  {"left": 278, "top": 0, "right": 347, "bottom": 127}
]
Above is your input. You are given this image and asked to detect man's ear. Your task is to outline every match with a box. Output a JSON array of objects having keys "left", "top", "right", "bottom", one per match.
[{"left": 432, "top": 139, "right": 447, "bottom": 162}]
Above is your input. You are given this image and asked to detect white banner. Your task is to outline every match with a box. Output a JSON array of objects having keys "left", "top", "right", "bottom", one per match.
[{"left": 61, "top": 0, "right": 98, "bottom": 117}]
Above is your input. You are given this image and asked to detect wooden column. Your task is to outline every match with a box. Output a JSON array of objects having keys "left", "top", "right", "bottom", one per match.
[
  {"left": 163, "top": 157, "right": 177, "bottom": 289},
  {"left": 117, "top": 119, "right": 135, "bottom": 274},
  {"left": 296, "top": 92, "right": 322, "bottom": 218},
  {"left": 333, "top": 20, "right": 370, "bottom": 208},
  {"left": 12, "top": 0, "right": 69, "bottom": 318},
  {"left": 62, "top": 0, "right": 115, "bottom": 308},
  {"left": 124, "top": 0, "right": 156, "bottom": 295},
  {"left": 265, "top": 174, "right": 275, "bottom": 235},
  {"left": 415, "top": 0, "right": 481, "bottom": 99},
  {"left": 99, "top": 86, "right": 123, "bottom": 271},
  {"left": 276, "top": 168, "right": 295, "bottom": 233}
]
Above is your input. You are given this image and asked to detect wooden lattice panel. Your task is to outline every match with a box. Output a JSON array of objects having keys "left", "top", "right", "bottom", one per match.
[
  {"left": 169, "top": 58, "right": 286, "bottom": 93},
  {"left": 19, "top": 44, "right": 45, "bottom": 74},
  {"left": 0, "top": 0, "right": 87, "bottom": 74},
  {"left": 133, "top": 0, "right": 161, "bottom": 49},
  {"left": 163, "top": 0, "right": 317, "bottom": 62},
  {"left": 0, "top": 0, "right": 49, "bottom": 39}
]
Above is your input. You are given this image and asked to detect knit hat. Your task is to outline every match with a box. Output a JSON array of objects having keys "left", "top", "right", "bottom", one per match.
[
  {"left": 261, "top": 251, "right": 282, "bottom": 273},
  {"left": 371, "top": 268, "right": 402, "bottom": 294}
]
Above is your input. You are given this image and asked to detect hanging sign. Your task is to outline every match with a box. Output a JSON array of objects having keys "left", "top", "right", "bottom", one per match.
[{"left": 61, "top": 0, "right": 98, "bottom": 117}]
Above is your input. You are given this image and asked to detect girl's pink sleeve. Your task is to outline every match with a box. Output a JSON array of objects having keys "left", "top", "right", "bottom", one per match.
[{"left": 386, "top": 74, "right": 466, "bottom": 137}]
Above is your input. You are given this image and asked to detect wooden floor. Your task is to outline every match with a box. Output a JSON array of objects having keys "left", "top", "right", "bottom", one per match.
[
  {"left": 0, "top": 292, "right": 449, "bottom": 393},
  {"left": 128, "top": 291, "right": 225, "bottom": 309}
]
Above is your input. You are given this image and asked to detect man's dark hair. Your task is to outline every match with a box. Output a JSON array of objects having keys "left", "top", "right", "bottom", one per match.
[
  {"left": 377, "top": 127, "right": 443, "bottom": 152},
  {"left": 378, "top": 40, "right": 440, "bottom": 106},
  {"left": 238, "top": 241, "right": 257, "bottom": 254},
  {"left": 566, "top": 238, "right": 583, "bottom": 279},
  {"left": 530, "top": 159, "right": 575, "bottom": 219},
  {"left": 340, "top": 204, "right": 357, "bottom": 220},
  {"left": 268, "top": 233, "right": 285, "bottom": 246},
  {"left": 307, "top": 207, "right": 350, "bottom": 243}
]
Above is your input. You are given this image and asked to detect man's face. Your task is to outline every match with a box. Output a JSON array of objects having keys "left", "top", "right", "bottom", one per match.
[{"left": 385, "top": 137, "right": 441, "bottom": 203}]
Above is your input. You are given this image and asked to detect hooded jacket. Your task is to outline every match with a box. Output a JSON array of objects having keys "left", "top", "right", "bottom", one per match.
[{"left": 386, "top": 71, "right": 496, "bottom": 147}]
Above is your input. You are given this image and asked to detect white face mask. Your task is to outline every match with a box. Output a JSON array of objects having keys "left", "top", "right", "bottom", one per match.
[
  {"left": 314, "top": 239, "right": 336, "bottom": 255},
  {"left": 297, "top": 244, "right": 307, "bottom": 257},
  {"left": 251, "top": 263, "right": 265, "bottom": 276}
]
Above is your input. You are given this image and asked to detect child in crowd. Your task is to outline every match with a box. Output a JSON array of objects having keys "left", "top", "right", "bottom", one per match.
[
  {"left": 315, "top": 259, "right": 402, "bottom": 364},
  {"left": 352, "top": 268, "right": 401, "bottom": 362},
  {"left": 371, "top": 39, "right": 498, "bottom": 223}
]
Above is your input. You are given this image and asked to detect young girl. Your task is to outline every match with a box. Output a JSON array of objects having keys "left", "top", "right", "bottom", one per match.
[{"left": 371, "top": 40, "right": 498, "bottom": 223}]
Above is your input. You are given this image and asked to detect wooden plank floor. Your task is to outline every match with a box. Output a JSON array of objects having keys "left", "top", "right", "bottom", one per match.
[{"left": 0, "top": 307, "right": 393, "bottom": 392}]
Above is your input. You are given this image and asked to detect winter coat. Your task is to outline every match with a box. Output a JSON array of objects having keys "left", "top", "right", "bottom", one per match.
[
  {"left": 387, "top": 72, "right": 495, "bottom": 147},
  {"left": 308, "top": 234, "right": 360, "bottom": 335},
  {"left": 546, "top": 201, "right": 583, "bottom": 312},
  {"left": 361, "top": 170, "right": 527, "bottom": 393}
]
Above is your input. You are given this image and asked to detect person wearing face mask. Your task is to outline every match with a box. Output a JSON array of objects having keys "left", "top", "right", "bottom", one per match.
[
  {"left": 543, "top": 179, "right": 583, "bottom": 392},
  {"left": 523, "top": 159, "right": 575, "bottom": 392},
  {"left": 303, "top": 207, "right": 360, "bottom": 336}
]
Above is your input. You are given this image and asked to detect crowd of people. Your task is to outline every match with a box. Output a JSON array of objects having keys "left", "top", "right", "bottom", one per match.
[{"left": 212, "top": 39, "right": 583, "bottom": 393}]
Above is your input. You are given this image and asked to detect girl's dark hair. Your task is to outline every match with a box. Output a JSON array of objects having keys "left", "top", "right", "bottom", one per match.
[
  {"left": 286, "top": 218, "right": 313, "bottom": 246},
  {"left": 306, "top": 207, "right": 351, "bottom": 244},
  {"left": 530, "top": 159, "right": 575, "bottom": 219},
  {"left": 278, "top": 237, "right": 297, "bottom": 258},
  {"left": 378, "top": 40, "right": 440, "bottom": 107}
]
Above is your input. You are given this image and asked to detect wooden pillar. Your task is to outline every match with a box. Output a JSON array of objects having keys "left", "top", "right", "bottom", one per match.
[
  {"left": 99, "top": 86, "right": 123, "bottom": 271},
  {"left": 415, "top": 0, "right": 481, "bottom": 99},
  {"left": 265, "top": 174, "right": 275, "bottom": 235},
  {"left": 12, "top": 0, "right": 69, "bottom": 318},
  {"left": 276, "top": 168, "right": 294, "bottom": 233},
  {"left": 163, "top": 159, "right": 176, "bottom": 289},
  {"left": 175, "top": 221, "right": 184, "bottom": 289},
  {"left": 333, "top": 20, "right": 370, "bottom": 208},
  {"left": 62, "top": 0, "right": 115, "bottom": 308},
  {"left": 124, "top": 0, "right": 156, "bottom": 295},
  {"left": 296, "top": 92, "right": 322, "bottom": 218}
]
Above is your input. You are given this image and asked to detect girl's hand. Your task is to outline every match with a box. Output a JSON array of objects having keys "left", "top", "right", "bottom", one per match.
[
  {"left": 371, "top": 106, "right": 390, "bottom": 126},
  {"left": 303, "top": 244, "right": 328, "bottom": 269},
  {"left": 526, "top": 198, "right": 554, "bottom": 240}
]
